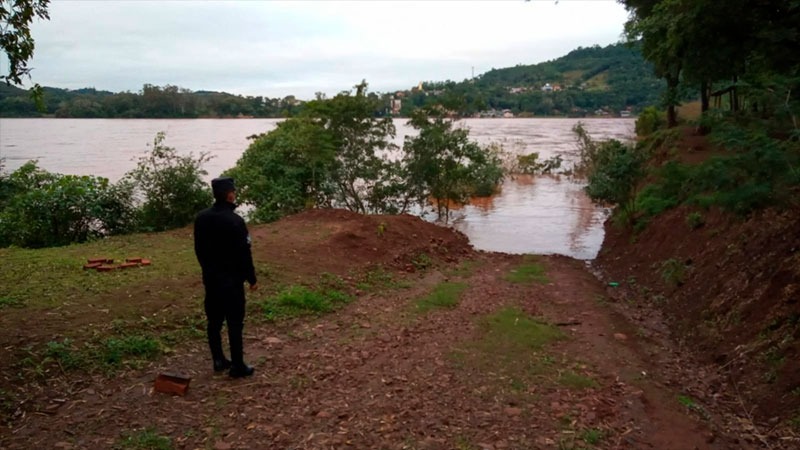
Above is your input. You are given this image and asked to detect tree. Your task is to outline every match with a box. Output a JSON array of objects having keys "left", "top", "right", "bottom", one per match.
[
  {"left": 623, "top": 0, "right": 686, "bottom": 127},
  {"left": 1, "top": 0, "right": 50, "bottom": 106},
  {"left": 228, "top": 80, "right": 405, "bottom": 221},
  {"left": 402, "top": 108, "right": 504, "bottom": 222},
  {"left": 125, "top": 132, "right": 213, "bottom": 231},
  {"left": 225, "top": 118, "right": 337, "bottom": 222},
  {"left": 302, "top": 80, "right": 399, "bottom": 214}
]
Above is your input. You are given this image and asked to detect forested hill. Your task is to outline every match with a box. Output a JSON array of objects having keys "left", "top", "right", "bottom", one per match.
[
  {"left": 0, "top": 42, "right": 663, "bottom": 118},
  {"left": 397, "top": 42, "right": 664, "bottom": 117}
]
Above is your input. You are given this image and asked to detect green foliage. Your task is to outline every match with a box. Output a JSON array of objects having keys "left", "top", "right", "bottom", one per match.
[
  {"left": 302, "top": 81, "right": 402, "bottom": 214},
  {"left": 416, "top": 282, "right": 468, "bottom": 313},
  {"left": 685, "top": 212, "right": 705, "bottom": 229},
  {"left": 574, "top": 123, "right": 646, "bottom": 217},
  {"left": 0, "top": 296, "right": 23, "bottom": 308},
  {"left": 259, "top": 285, "right": 351, "bottom": 320},
  {"left": 633, "top": 123, "right": 800, "bottom": 222},
  {"left": 622, "top": 0, "right": 800, "bottom": 129},
  {"left": 0, "top": 161, "right": 137, "bottom": 248},
  {"left": 677, "top": 394, "right": 696, "bottom": 409},
  {"left": 635, "top": 106, "right": 664, "bottom": 136},
  {"left": 99, "top": 335, "right": 161, "bottom": 367},
  {"left": 0, "top": 82, "right": 311, "bottom": 118},
  {"left": 228, "top": 81, "right": 403, "bottom": 221},
  {"left": 0, "top": 1, "right": 50, "bottom": 86},
  {"left": 584, "top": 139, "right": 645, "bottom": 210},
  {"left": 580, "top": 428, "right": 605, "bottom": 445},
  {"left": 125, "top": 132, "right": 212, "bottom": 231},
  {"left": 403, "top": 109, "right": 505, "bottom": 221},
  {"left": 2, "top": 42, "right": 662, "bottom": 118},
  {"left": 226, "top": 118, "right": 335, "bottom": 222},
  {"left": 114, "top": 428, "right": 173, "bottom": 450},
  {"left": 43, "top": 339, "right": 84, "bottom": 370},
  {"left": 411, "top": 253, "right": 433, "bottom": 271},
  {"left": 516, "top": 152, "right": 564, "bottom": 175},
  {"left": 660, "top": 258, "right": 686, "bottom": 287}
]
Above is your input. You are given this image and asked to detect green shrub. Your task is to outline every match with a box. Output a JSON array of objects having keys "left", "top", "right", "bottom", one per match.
[
  {"left": 685, "top": 212, "right": 705, "bottom": 229},
  {"left": 583, "top": 140, "right": 646, "bottom": 215},
  {"left": 0, "top": 162, "right": 137, "bottom": 248},
  {"left": 660, "top": 259, "right": 687, "bottom": 287},
  {"left": 635, "top": 106, "right": 664, "bottom": 137},
  {"left": 125, "top": 132, "right": 212, "bottom": 231}
]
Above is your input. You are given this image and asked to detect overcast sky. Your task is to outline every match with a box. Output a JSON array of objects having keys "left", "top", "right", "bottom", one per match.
[{"left": 18, "top": 0, "right": 630, "bottom": 100}]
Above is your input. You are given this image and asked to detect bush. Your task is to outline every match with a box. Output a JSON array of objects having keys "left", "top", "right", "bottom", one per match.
[
  {"left": 226, "top": 119, "right": 336, "bottom": 222},
  {"left": 635, "top": 106, "right": 664, "bottom": 137},
  {"left": 584, "top": 139, "right": 646, "bottom": 210},
  {"left": 0, "top": 162, "right": 137, "bottom": 248},
  {"left": 125, "top": 132, "right": 212, "bottom": 231},
  {"left": 403, "top": 109, "right": 506, "bottom": 221}
]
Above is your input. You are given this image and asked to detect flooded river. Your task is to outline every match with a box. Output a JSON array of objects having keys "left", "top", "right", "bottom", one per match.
[{"left": 0, "top": 118, "right": 634, "bottom": 259}]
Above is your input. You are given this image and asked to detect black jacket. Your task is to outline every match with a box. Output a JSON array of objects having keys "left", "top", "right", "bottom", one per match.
[{"left": 194, "top": 201, "right": 257, "bottom": 287}]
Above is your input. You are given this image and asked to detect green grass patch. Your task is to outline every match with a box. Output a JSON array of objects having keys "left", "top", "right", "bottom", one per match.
[
  {"left": 114, "top": 428, "right": 173, "bottom": 450},
  {"left": 558, "top": 370, "right": 599, "bottom": 390},
  {"left": 580, "top": 428, "right": 605, "bottom": 445},
  {"left": 354, "top": 268, "right": 409, "bottom": 292},
  {"left": 480, "top": 307, "right": 564, "bottom": 351},
  {"left": 99, "top": 335, "right": 161, "bottom": 367},
  {"left": 411, "top": 253, "right": 433, "bottom": 271},
  {"left": 0, "top": 296, "right": 24, "bottom": 308},
  {"left": 452, "top": 307, "right": 564, "bottom": 389},
  {"left": 35, "top": 334, "right": 163, "bottom": 376},
  {"left": 416, "top": 282, "right": 468, "bottom": 313},
  {"left": 678, "top": 395, "right": 696, "bottom": 409},
  {"left": 446, "top": 259, "right": 482, "bottom": 278},
  {"left": 0, "top": 232, "right": 199, "bottom": 310},
  {"left": 258, "top": 285, "right": 351, "bottom": 320},
  {"left": 505, "top": 257, "right": 549, "bottom": 284}
]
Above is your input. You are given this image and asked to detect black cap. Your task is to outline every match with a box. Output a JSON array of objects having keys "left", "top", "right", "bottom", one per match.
[{"left": 211, "top": 177, "right": 236, "bottom": 200}]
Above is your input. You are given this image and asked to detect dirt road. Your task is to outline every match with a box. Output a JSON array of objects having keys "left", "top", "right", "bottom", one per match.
[{"left": 1, "top": 210, "right": 778, "bottom": 449}]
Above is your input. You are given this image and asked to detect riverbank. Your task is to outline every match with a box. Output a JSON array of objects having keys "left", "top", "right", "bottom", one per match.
[{"left": 1, "top": 208, "right": 791, "bottom": 449}]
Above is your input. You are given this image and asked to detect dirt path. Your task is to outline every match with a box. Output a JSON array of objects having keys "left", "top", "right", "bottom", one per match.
[{"left": 1, "top": 251, "right": 754, "bottom": 450}]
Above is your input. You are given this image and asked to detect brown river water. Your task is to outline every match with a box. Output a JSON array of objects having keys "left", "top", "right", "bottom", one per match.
[{"left": 0, "top": 118, "right": 634, "bottom": 259}]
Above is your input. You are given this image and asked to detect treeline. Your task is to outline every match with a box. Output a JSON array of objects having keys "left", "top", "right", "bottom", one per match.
[
  {"left": 1, "top": 42, "right": 664, "bottom": 119},
  {"left": 622, "top": 0, "right": 800, "bottom": 127},
  {"left": 0, "top": 84, "right": 306, "bottom": 118},
  {"left": 397, "top": 42, "right": 665, "bottom": 116}
]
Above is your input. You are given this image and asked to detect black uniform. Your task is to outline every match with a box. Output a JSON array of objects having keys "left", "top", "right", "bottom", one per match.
[{"left": 194, "top": 200, "right": 256, "bottom": 369}]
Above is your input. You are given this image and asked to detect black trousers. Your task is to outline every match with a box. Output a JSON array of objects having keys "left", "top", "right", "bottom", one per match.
[{"left": 204, "top": 281, "right": 246, "bottom": 366}]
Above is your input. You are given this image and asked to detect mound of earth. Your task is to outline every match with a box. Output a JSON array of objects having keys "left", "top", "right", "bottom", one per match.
[
  {"left": 595, "top": 131, "right": 800, "bottom": 426},
  {"left": 249, "top": 209, "right": 474, "bottom": 280}
]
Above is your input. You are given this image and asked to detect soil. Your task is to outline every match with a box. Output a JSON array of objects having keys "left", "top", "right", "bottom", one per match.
[{"left": 0, "top": 207, "right": 796, "bottom": 449}]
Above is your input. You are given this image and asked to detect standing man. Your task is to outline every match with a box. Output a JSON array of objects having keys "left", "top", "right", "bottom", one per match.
[{"left": 194, "top": 177, "right": 257, "bottom": 378}]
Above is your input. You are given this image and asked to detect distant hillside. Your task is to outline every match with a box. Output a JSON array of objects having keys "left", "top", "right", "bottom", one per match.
[
  {"left": 397, "top": 42, "right": 664, "bottom": 117},
  {"left": 0, "top": 42, "right": 663, "bottom": 118}
]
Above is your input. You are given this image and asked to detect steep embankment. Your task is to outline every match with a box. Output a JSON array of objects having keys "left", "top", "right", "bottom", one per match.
[{"left": 594, "top": 129, "right": 800, "bottom": 430}]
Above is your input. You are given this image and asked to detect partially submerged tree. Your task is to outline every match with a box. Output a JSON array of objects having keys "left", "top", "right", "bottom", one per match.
[{"left": 402, "top": 108, "right": 504, "bottom": 222}]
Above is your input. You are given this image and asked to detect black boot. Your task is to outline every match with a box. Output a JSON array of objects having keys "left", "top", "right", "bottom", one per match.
[
  {"left": 213, "top": 358, "right": 232, "bottom": 372},
  {"left": 229, "top": 363, "right": 254, "bottom": 378}
]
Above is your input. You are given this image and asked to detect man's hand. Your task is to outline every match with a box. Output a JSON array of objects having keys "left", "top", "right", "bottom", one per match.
[{"left": 249, "top": 283, "right": 259, "bottom": 292}]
